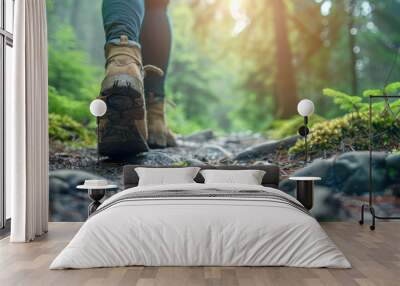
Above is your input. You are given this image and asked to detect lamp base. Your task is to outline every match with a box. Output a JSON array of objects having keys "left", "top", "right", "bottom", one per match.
[
  {"left": 298, "top": 126, "right": 309, "bottom": 137},
  {"left": 298, "top": 118, "right": 309, "bottom": 165}
]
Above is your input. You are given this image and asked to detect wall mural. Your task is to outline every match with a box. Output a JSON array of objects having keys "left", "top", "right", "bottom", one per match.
[{"left": 47, "top": 0, "right": 400, "bottom": 222}]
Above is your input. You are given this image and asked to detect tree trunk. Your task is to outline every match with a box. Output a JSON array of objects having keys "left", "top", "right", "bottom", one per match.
[
  {"left": 347, "top": 0, "right": 358, "bottom": 95},
  {"left": 271, "top": 0, "right": 299, "bottom": 118}
]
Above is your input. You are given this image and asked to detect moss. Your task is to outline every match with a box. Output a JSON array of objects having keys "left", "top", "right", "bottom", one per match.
[
  {"left": 49, "top": 113, "right": 95, "bottom": 147},
  {"left": 289, "top": 112, "right": 400, "bottom": 156},
  {"left": 268, "top": 114, "right": 325, "bottom": 139}
]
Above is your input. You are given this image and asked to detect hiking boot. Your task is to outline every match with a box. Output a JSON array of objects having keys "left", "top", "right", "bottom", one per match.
[
  {"left": 97, "top": 36, "right": 163, "bottom": 158},
  {"left": 146, "top": 92, "right": 177, "bottom": 148}
]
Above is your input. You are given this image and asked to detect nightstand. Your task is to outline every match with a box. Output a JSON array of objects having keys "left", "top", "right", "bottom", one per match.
[
  {"left": 77, "top": 181, "right": 118, "bottom": 216},
  {"left": 289, "top": 177, "right": 321, "bottom": 210}
]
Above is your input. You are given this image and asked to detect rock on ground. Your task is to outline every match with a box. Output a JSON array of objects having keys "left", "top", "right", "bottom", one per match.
[
  {"left": 49, "top": 131, "right": 284, "bottom": 221},
  {"left": 279, "top": 151, "right": 400, "bottom": 220},
  {"left": 234, "top": 135, "right": 300, "bottom": 161}
]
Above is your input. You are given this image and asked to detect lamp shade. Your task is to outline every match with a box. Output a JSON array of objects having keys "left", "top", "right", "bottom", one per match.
[
  {"left": 297, "top": 99, "right": 315, "bottom": 117},
  {"left": 90, "top": 99, "right": 107, "bottom": 117}
]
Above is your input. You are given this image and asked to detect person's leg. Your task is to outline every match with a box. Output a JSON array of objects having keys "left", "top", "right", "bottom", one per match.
[
  {"left": 141, "top": 0, "right": 171, "bottom": 97},
  {"left": 141, "top": 0, "right": 177, "bottom": 148},
  {"left": 98, "top": 0, "right": 151, "bottom": 158},
  {"left": 102, "top": 0, "right": 145, "bottom": 44}
]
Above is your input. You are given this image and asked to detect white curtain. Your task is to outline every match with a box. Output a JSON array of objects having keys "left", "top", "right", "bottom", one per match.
[{"left": 8, "top": 0, "right": 49, "bottom": 242}]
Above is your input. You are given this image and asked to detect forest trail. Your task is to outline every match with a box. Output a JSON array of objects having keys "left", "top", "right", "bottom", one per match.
[
  {"left": 49, "top": 130, "right": 400, "bottom": 222},
  {"left": 49, "top": 130, "right": 305, "bottom": 221},
  {"left": 50, "top": 129, "right": 303, "bottom": 186}
]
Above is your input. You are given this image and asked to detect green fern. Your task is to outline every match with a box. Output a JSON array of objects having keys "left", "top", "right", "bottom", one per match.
[
  {"left": 323, "top": 88, "right": 365, "bottom": 112},
  {"left": 324, "top": 81, "right": 400, "bottom": 114},
  {"left": 384, "top": 82, "right": 400, "bottom": 95},
  {"left": 363, "top": 89, "right": 383, "bottom": 97}
]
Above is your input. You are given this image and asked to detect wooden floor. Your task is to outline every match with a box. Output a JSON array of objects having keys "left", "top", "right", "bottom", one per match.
[{"left": 0, "top": 222, "right": 399, "bottom": 286}]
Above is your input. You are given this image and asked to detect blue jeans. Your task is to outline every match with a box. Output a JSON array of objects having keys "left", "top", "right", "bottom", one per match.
[{"left": 102, "top": 0, "right": 171, "bottom": 97}]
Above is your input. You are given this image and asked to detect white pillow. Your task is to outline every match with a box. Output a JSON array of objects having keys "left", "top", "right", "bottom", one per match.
[
  {"left": 200, "top": 169, "right": 266, "bottom": 185},
  {"left": 135, "top": 167, "right": 201, "bottom": 186}
]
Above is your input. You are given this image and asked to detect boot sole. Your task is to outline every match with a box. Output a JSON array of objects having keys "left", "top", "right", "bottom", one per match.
[
  {"left": 98, "top": 82, "right": 149, "bottom": 158},
  {"left": 99, "top": 129, "right": 149, "bottom": 159},
  {"left": 147, "top": 134, "right": 166, "bottom": 149},
  {"left": 148, "top": 137, "right": 177, "bottom": 149}
]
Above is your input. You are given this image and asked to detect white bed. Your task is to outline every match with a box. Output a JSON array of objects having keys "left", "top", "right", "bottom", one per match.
[{"left": 50, "top": 183, "right": 351, "bottom": 269}]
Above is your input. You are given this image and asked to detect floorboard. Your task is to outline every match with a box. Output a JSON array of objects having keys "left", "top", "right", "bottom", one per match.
[{"left": 0, "top": 222, "right": 399, "bottom": 286}]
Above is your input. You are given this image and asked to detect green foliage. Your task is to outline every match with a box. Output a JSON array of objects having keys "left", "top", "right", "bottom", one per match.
[
  {"left": 363, "top": 89, "right": 383, "bottom": 97},
  {"left": 268, "top": 115, "right": 325, "bottom": 139},
  {"left": 289, "top": 113, "right": 364, "bottom": 155},
  {"left": 289, "top": 112, "right": 400, "bottom": 156},
  {"left": 384, "top": 82, "right": 400, "bottom": 95},
  {"left": 228, "top": 92, "right": 275, "bottom": 132},
  {"left": 47, "top": 20, "right": 101, "bottom": 132},
  {"left": 323, "top": 88, "right": 363, "bottom": 111},
  {"left": 45, "top": 0, "right": 400, "bottom": 138},
  {"left": 48, "top": 86, "right": 91, "bottom": 123},
  {"left": 172, "top": 161, "right": 190, "bottom": 167},
  {"left": 166, "top": 4, "right": 233, "bottom": 133},
  {"left": 166, "top": 99, "right": 208, "bottom": 135},
  {"left": 324, "top": 82, "right": 400, "bottom": 113},
  {"left": 49, "top": 113, "right": 95, "bottom": 146},
  {"left": 290, "top": 82, "right": 400, "bottom": 156},
  {"left": 48, "top": 25, "right": 101, "bottom": 102}
]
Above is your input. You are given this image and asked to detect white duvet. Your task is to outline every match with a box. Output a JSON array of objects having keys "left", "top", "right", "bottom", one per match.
[{"left": 50, "top": 183, "right": 351, "bottom": 269}]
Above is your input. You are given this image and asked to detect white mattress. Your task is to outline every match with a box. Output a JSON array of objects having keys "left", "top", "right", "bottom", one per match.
[{"left": 50, "top": 183, "right": 351, "bottom": 269}]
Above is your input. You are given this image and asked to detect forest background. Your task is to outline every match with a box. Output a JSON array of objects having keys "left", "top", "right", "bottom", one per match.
[{"left": 46, "top": 0, "right": 400, "bottom": 147}]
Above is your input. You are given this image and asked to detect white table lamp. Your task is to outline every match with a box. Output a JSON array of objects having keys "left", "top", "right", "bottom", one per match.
[
  {"left": 297, "top": 99, "right": 315, "bottom": 164},
  {"left": 90, "top": 99, "right": 107, "bottom": 163},
  {"left": 90, "top": 99, "right": 107, "bottom": 117}
]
